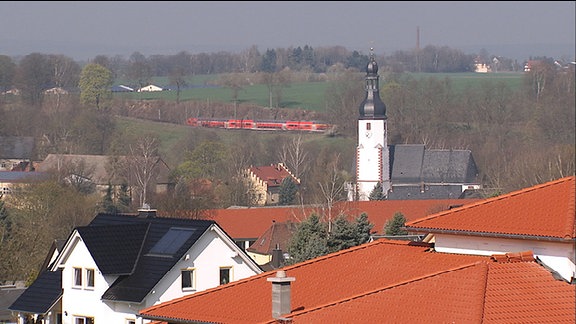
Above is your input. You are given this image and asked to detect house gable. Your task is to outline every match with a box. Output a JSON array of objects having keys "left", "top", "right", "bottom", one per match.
[{"left": 405, "top": 176, "right": 576, "bottom": 282}]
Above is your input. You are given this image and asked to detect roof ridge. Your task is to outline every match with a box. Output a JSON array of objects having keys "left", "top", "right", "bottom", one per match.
[
  {"left": 280, "top": 261, "right": 487, "bottom": 321},
  {"left": 283, "top": 239, "right": 413, "bottom": 271},
  {"left": 563, "top": 176, "right": 575, "bottom": 239},
  {"left": 406, "top": 176, "right": 575, "bottom": 227}
]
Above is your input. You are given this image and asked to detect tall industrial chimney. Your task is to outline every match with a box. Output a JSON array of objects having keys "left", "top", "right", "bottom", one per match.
[
  {"left": 267, "top": 270, "right": 295, "bottom": 320},
  {"left": 416, "top": 26, "right": 420, "bottom": 51}
]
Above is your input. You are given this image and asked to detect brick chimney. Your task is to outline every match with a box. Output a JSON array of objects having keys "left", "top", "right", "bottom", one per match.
[{"left": 267, "top": 270, "right": 295, "bottom": 320}]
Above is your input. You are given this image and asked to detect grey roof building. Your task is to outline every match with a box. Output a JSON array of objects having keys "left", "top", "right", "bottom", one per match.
[{"left": 352, "top": 53, "right": 481, "bottom": 201}]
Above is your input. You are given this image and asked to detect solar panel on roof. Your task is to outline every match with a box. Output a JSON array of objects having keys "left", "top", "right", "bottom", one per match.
[{"left": 148, "top": 227, "right": 196, "bottom": 256}]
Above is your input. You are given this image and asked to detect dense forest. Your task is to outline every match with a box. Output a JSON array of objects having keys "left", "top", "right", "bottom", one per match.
[{"left": 0, "top": 45, "right": 574, "bottom": 281}]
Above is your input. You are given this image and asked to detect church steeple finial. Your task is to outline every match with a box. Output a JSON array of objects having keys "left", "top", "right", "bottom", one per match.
[{"left": 359, "top": 48, "right": 386, "bottom": 119}]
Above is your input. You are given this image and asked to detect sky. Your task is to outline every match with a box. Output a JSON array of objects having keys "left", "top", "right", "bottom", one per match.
[{"left": 1, "top": 1, "right": 574, "bottom": 61}]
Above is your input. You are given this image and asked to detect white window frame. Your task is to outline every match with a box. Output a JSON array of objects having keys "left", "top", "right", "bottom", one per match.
[
  {"left": 85, "top": 268, "right": 95, "bottom": 289},
  {"left": 74, "top": 316, "right": 94, "bottom": 324},
  {"left": 73, "top": 267, "right": 82, "bottom": 288},
  {"left": 181, "top": 268, "right": 196, "bottom": 291}
]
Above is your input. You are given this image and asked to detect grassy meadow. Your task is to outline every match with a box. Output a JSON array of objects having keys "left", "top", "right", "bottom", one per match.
[{"left": 114, "top": 72, "right": 525, "bottom": 112}]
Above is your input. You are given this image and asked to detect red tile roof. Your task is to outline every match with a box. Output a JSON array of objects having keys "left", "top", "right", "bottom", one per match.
[
  {"left": 248, "top": 164, "right": 295, "bottom": 188},
  {"left": 140, "top": 239, "right": 489, "bottom": 323},
  {"left": 482, "top": 260, "right": 576, "bottom": 323},
  {"left": 209, "top": 199, "right": 480, "bottom": 238},
  {"left": 139, "top": 239, "right": 575, "bottom": 323},
  {"left": 247, "top": 221, "right": 297, "bottom": 254},
  {"left": 405, "top": 176, "right": 576, "bottom": 240}
]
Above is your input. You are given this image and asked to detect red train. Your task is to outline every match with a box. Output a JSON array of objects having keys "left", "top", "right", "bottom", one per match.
[{"left": 186, "top": 117, "right": 331, "bottom": 132}]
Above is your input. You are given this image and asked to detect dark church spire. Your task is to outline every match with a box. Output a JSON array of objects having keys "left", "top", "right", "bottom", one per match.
[{"left": 358, "top": 48, "right": 386, "bottom": 119}]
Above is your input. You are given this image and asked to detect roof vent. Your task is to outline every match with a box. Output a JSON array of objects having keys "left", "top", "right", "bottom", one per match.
[
  {"left": 138, "top": 203, "right": 156, "bottom": 218},
  {"left": 267, "top": 270, "right": 295, "bottom": 320}
]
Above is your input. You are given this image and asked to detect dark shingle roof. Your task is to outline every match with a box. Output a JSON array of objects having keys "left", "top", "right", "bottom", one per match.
[
  {"left": 387, "top": 184, "right": 465, "bottom": 200},
  {"left": 77, "top": 223, "right": 149, "bottom": 275},
  {"left": 87, "top": 213, "right": 215, "bottom": 303},
  {"left": 0, "top": 287, "right": 25, "bottom": 321},
  {"left": 390, "top": 144, "right": 478, "bottom": 184},
  {"left": 8, "top": 270, "right": 62, "bottom": 314},
  {"left": 390, "top": 144, "right": 425, "bottom": 182}
]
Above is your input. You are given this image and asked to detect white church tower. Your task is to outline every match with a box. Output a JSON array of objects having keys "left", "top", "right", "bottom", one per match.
[{"left": 354, "top": 49, "right": 390, "bottom": 201}]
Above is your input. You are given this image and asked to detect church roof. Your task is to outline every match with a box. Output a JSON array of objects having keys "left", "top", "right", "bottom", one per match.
[{"left": 390, "top": 144, "right": 479, "bottom": 184}]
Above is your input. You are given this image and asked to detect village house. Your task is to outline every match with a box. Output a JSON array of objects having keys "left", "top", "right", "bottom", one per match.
[
  {"left": 0, "top": 136, "right": 35, "bottom": 172},
  {"left": 243, "top": 162, "right": 300, "bottom": 206},
  {"left": 405, "top": 175, "right": 576, "bottom": 283},
  {"left": 9, "top": 207, "right": 262, "bottom": 323},
  {"left": 36, "top": 153, "right": 173, "bottom": 202}
]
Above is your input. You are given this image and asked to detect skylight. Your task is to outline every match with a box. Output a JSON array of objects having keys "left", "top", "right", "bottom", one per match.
[{"left": 149, "top": 227, "right": 196, "bottom": 256}]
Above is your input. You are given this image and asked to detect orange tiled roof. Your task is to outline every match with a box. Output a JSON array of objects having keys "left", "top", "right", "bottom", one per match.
[
  {"left": 140, "top": 239, "right": 489, "bottom": 323},
  {"left": 406, "top": 176, "right": 576, "bottom": 240},
  {"left": 249, "top": 164, "right": 294, "bottom": 188},
  {"left": 247, "top": 221, "right": 297, "bottom": 254},
  {"left": 139, "top": 239, "right": 575, "bottom": 323},
  {"left": 210, "top": 199, "right": 480, "bottom": 238}
]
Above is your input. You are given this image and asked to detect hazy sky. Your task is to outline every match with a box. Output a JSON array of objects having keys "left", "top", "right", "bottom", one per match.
[{"left": 1, "top": 1, "right": 574, "bottom": 61}]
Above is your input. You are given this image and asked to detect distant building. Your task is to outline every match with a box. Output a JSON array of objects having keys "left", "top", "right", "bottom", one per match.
[
  {"left": 350, "top": 49, "right": 481, "bottom": 201},
  {"left": 110, "top": 84, "right": 134, "bottom": 92},
  {"left": 137, "top": 84, "right": 164, "bottom": 92},
  {"left": 244, "top": 163, "right": 300, "bottom": 206}
]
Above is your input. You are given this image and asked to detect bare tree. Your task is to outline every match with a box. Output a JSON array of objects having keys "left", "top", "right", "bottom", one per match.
[
  {"left": 318, "top": 153, "right": 349, "bottom": 233},
  {"left": 278, "top": 134, "right": 309, "bottom": 179},
  {"left": 127, "top": 136, "right": 160, "bottom": 208}
]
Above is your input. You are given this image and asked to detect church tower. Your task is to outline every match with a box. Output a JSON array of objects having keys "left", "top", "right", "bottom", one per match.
[{"left": 355, "top": 49, "right": 390, "bottom": 201}]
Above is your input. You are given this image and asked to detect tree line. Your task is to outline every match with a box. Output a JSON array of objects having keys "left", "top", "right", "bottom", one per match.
[{"left": 0, "top": 46, "right": 574, "bottom": 283}]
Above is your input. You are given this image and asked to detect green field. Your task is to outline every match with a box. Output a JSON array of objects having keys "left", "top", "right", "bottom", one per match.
[{"left": 114, "top": 72, "right": 525, "bottom": 112}]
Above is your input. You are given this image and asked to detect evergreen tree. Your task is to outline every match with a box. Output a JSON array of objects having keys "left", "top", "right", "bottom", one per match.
[
  {"left": 0, "top": 197, "right": 11, "bottom": 238},
  {"left": 286, "top": 214, "right": 328, "bottom": 264},
  {"left": 287, "top": 212, "right": 375, "bottom": 264},
  {"left": 369, "top": 182, "right": 385, "bottom": 200},
  {"left": 100, "top": 183, "right": 117, "bottom": 213},
  {"left": 278, "top": 177, "right": 298, "bottom": 205},
  {"left": 117, "top": 183, "right": 132, "bottom": 212},
  {"left": 327, "top": 214, "right": 357, "bottom": 253},
  {"left": 354, "top": 212, "right": 374, "bottom": 245},
  {"left": 384, "top": 212, "right": 408, "bottom": 235}
]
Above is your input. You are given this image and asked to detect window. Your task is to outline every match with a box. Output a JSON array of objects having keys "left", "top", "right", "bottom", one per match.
[
  {"left": 220, "top": 267, "right": 231, "bottom": 285},
  {"left": 86, "top": 269, "right": 95, "bottom": 288},
  {"left": 73, "top": 267, "right": 82, "bottom": 287},
  {"left": 126, "top": 320, "right": 136, "bottom": 324},
  {"left": 181, "top": 268, "right": 196, "bottom": 290},
  {"left": 74, "top": 317, "right": 94, "bottom": 324},
  {"left": 366, "top": 122, "right": 371, "bottom": 130}
]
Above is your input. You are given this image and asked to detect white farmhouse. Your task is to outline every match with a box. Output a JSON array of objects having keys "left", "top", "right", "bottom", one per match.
[
  {"left": 137, "top": 85, "right": 164, "bottom": 92},
  {"left": 9, "top": 207, "right": 263, "bottom": 324}
]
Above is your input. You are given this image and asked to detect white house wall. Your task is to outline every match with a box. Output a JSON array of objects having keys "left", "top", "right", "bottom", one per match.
[
  {"left": 51, "top": 225, "right": 261, "bottom": 324},
  {"left": 59, "top": 235, "right": 128, "bottom": 324},
  {"left": 147, "top": 226, "right": 261, "bottom": 307},
  {"left": 434, "top": 234, "right": 575, "bottom": 281}
]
